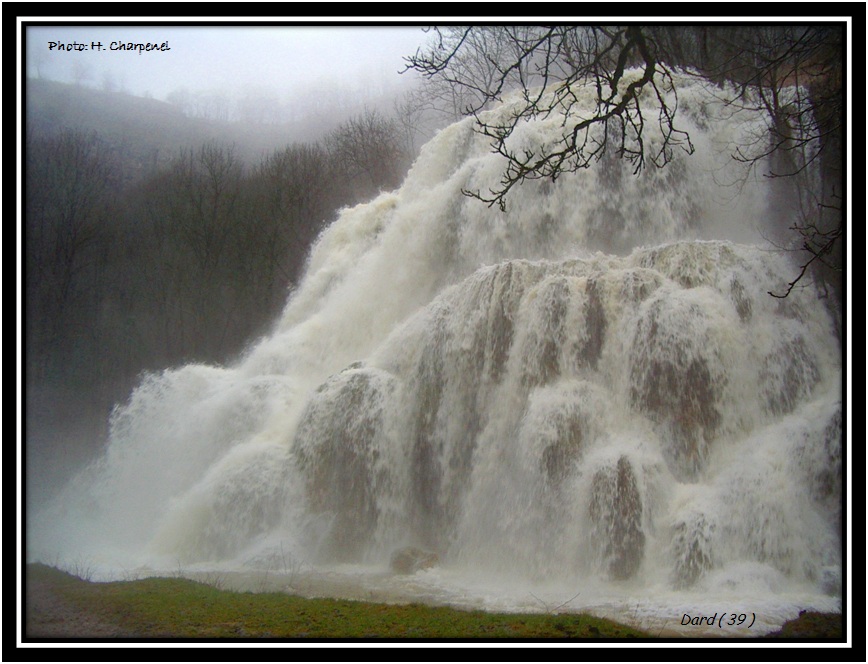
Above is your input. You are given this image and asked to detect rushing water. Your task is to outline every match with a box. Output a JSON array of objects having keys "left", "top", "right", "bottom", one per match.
[{"left": 29, "top": 71, "right": 842, "bottom": 634}]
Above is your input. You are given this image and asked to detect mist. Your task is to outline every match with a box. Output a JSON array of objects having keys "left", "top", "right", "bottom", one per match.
[
  {"left": 26, "top": 25, "right": 428, "bottom": 103},
  {"left": 21, "top": 22, "right": 847, "bottom": 641},
  {"left": 23, "top": 24, "right": 442, "bottom": 511}
]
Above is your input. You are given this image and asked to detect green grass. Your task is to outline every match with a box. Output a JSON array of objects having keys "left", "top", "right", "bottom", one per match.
[
  {"left": 27, "top": 564, "right": 844, "bottom": 639},
  {"left": 26, "top": 564, "right": 648, "bottom": 639}
]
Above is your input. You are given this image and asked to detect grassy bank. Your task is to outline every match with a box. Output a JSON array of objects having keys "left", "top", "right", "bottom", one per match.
[
  {"left": 24, "top": 564, "right": 649, "bottom": 639},
  {"left": 24, "top": 564, "right": 844, "bottom": 640}
]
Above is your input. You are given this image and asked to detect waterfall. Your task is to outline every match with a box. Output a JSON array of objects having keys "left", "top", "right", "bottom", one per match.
[{"left": 30, "top": 71, "right": 842, "bottom": 624}]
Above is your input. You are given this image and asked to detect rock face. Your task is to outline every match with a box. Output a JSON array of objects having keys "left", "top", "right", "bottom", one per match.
[
  {"left": 589, "top": 456, "right": 645, "bottom": 580},
  {"left": 629, "top": 292, "right": 724, "bottom": 481},
  {"left": 670, "top": 513, "right": 715, "bottom": 588},
  {"left": 390, "top": 547, "right": 440, "bottom": 574},
  {"left": 293, "top": 366, "right": 396, "bottom": 561}
]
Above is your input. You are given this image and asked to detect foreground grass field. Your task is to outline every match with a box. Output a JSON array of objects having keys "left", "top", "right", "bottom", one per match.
[
  {"left": 24, "top": 564, "right": 843, "bottom": 640},
  {"left": 24, "top": 564, "right": 650, "bottom": 639}
]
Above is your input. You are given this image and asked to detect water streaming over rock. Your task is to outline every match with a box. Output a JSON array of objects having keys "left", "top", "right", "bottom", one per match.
[{"left": 30, "top": 71, "right": 842, "bottom": 627}]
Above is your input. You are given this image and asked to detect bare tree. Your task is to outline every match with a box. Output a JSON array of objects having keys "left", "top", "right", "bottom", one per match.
[
  {"left": 25, "top": 130, "right": 115, "bottom": 378},
  {"left": 246, "top": 143, "right": 335, "bottom": 304},
  {"left": 404, "top": 24, "right": 844, "bottom": 300},
  {"left": 405, "top": 26, "right": 693, "bottom": 211},
  {"left": 715, "top": 26, "right": 842, "bottom": 300},
  {"left": 404, "top": 26, "right": 545, "bottom": 123},
  {"left": 134, "top": 142, "right": 248, "bottom": 360},
  {"left": 325, "top": 108, "right": 409, "bottom": 203},
  {"left": 393, "top": 91, "right": 431, "bottom": 157},
  {"left": 651, "top": 25, "right": 843, "bottom": 300},
  {"left": 25, "top": 129, "right": 122, "bottom": 445}
]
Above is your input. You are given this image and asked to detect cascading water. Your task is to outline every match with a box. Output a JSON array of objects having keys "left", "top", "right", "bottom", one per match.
[{"left": 29, "top": 71, "right": 842, "bottom": 634}]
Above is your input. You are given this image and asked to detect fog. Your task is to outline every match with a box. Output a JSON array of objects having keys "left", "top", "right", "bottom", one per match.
[
  {"left": 23, "top": 22, "right": 442, "bottom": 509},
  {"left": 26, "top": 24, "right": 429, "bottom": 104},
  {"left": 21, "top": 22, "right": 846, "bottom": 643}
]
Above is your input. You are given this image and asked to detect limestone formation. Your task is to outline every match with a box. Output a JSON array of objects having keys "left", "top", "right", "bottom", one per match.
[
  {"left": 589, "top": 456, "right": 645, "bottom": 580},
  {"left": 390, "top": 547, "right": 440, "bottom": 574}
]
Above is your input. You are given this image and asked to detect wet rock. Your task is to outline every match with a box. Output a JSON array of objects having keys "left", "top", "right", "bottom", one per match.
[
  {"left": 670, "top": 514, "right": 715, "bottom": 588},
  {"left": 541, "top": 428, "right": 583, "bottom": 488},
  {"left": 293, "top": 368, "right": 395, "bottom": 560},
  {"left": 589, "top": 456, "right": 645, "bottom": 580},
  {"left": 581, "top": 276, "right": 607, "bottom": 370},
  {"left": 729, "top": 276, "right": 753, "bottom": 322},
  {"left": 390, "top": 547, "right": 439, "bottom": 574},
  {"left": 629, "top": 295, "right": 723, "bottom": 480},
  {"left": 760, "top": 331, "right": 820, "bottom": 416},
  {"left": 521, "top": 277, "right": 570, "bottom": 387}
]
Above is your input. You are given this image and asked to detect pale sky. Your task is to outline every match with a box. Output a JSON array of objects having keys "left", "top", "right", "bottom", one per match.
[{"left": 24, "top": 23, "right": 431, "bottom": 101}]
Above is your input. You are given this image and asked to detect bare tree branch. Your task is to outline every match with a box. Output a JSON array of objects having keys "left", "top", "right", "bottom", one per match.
[{"left": 403, "top": 24, "right": 844, "bottom": 300}]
